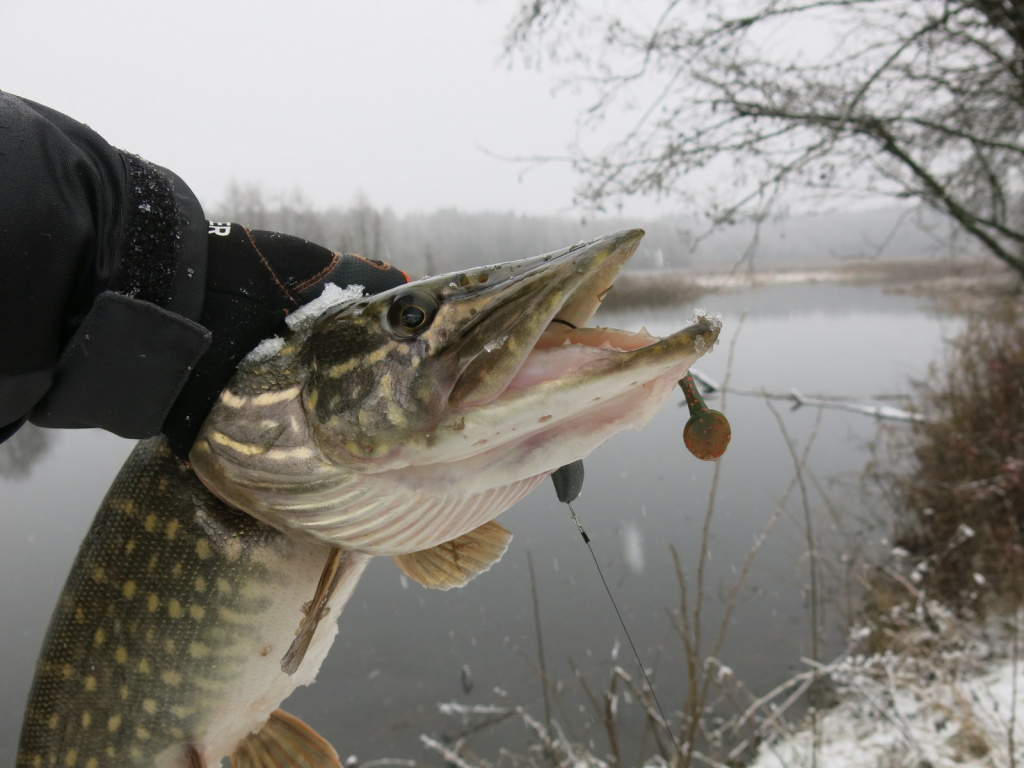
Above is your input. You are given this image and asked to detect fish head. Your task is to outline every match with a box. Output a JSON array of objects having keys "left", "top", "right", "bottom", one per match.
[
  {"left": 299, "top": 230, "right": 673, "bottom": 459},
  {"left": 190, "top": 230, "right": 721, "bottom": 553}
]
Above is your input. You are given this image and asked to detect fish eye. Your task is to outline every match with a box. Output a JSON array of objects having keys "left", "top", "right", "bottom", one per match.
[{"left": 386, "top": 291, "right": 439, "bottom": 339}]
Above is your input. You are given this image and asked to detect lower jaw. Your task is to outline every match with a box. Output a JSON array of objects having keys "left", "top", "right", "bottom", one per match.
[{"left": 443, "top": 370, "right": 685, "bottom": 488}]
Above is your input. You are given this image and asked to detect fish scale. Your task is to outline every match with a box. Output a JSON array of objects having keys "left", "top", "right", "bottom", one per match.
[{"left": 17, "top": 438, "right": 349, "bottom": 768}]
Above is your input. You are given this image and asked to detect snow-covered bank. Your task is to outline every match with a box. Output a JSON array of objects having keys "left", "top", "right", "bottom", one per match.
[
  {"left": 689, "top": 260, "right": 1002, "bottom": 292},
  {"left": 605, "top": 259, "right": 1010, "bottom": 309},
  {"left": 416, "top": 604, "right": 1024, "bottom": 768},
  {"left": 749, "top": 603, "right": 1024, "bottom": 768}
]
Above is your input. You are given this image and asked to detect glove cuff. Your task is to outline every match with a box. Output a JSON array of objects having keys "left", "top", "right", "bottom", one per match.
[{"left": 111, "top": 154, "right": 207, "bottom": 321}]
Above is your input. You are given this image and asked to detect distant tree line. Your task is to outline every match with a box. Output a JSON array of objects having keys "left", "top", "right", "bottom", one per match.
[{"left": 210, "top": 182, "right": 974, "bottom": 278}]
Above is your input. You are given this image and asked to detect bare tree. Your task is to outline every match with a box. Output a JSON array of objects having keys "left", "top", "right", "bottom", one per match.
[
  {"left": 214, "top": 184, "right": 325, "bottom": 243},
  {"left": 351, "top": 193, "right": 384, "bottom": 261},
  {"left": 507, "top": 0, "right": 1024, "bottom": 276},
  {"left": 218, "top": 181, "right": 271, "bottom": 229}
]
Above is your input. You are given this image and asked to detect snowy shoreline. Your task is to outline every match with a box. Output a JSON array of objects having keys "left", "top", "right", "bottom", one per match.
[
  {"left": 688, "top": 259, "right": 1004, "bottom": 291},
  {"left": 415, "top": 603, "right": 1024, "bottom": 768},
  {"left": 748, "top": 602, "right": 1023, "bottom": 768},
  {"left": 604, "top": 259, "right": 1011, "bottom": 310}
]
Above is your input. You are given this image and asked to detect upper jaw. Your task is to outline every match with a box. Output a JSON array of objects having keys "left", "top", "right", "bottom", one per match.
[{"left": 439, "top": 229, "right": 647, "bottom": 408}]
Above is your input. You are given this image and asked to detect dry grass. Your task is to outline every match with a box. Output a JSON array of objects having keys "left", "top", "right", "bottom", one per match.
[{"left": 883, "top": 299, "right": 1024, "bottom": 609}]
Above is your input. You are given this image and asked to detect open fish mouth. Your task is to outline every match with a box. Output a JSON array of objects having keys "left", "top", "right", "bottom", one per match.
[{"left": 409, "top": 229, "right": 723, "bottom": 467}]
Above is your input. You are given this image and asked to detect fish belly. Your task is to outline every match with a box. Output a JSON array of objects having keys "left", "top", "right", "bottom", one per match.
[{"left": 17, "top": 437, "right": 366, "bottom": 768}]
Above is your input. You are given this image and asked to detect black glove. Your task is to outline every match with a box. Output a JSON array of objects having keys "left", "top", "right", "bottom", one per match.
[{"left": 162, "top": 223, "right": 409, "bottom": 458}]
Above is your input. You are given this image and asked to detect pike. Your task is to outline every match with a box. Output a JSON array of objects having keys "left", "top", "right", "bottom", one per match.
[{"left": 17, "top": 230, "right": 721, "bottom": 768}]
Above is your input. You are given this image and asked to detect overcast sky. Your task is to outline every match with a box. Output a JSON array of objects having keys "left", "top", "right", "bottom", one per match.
[{"left": 2, "top": 0, "right": 670, "bottom": 219}]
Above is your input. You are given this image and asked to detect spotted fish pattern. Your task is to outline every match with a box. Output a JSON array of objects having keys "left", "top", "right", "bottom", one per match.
[{"left": 17, "top": 439, "right": 362, "bottom": 768}]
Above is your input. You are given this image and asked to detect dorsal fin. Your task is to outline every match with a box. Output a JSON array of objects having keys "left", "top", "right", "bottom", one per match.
[
  {"left": 393, "top": 520, "right": 512, "bottom": 590},
  {"left": 231, "top": 709, "right": 341, "bottom": 768}
]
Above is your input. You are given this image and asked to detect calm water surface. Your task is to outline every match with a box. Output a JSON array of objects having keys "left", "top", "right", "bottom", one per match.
[{"left": 0, "top": 281, "right": 961, "bottom": 765}]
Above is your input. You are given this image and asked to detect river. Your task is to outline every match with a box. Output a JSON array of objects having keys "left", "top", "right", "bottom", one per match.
[{"left": 0, "top": 280, "right": 961, "bottom": 765}]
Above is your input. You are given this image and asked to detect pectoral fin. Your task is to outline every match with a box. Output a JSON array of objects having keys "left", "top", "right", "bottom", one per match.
[
  {"left": 187, "top": 744, "right": 207, "bottom": 768},
  {"left": 281, "top": 548, "right": 346, "bottom": 675},
  {"left": 231, "top": 709, "right": 341, "bottom": 768},
  {"left": 394, "top": 520, "right": 512, "bottom": 590}
]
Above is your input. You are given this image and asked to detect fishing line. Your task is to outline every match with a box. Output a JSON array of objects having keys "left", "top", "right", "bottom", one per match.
[
  {"left": 553, "top": 463, "right": 681, "bottom": 756},
  {"left": 549, "top": 376, "right": 731, "bottom": 758},
  {"left": 567, "top": 500, "right": 672, "bottom": 722},
  {"left": 548, "top": 376, "right": 733, "bottom": 761}
]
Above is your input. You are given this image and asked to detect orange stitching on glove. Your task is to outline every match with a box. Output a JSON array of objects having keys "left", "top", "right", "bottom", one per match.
[
  {"left": 242, "top": 226, "right": 299, "bottom": 307},
  {"left": 294, "top": 252, "right": 343, "bottom": 294}
]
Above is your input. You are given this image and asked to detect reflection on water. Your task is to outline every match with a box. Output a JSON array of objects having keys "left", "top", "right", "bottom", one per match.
[{"left": 0, "top": 282, "right": 960, "bottom": 765}]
